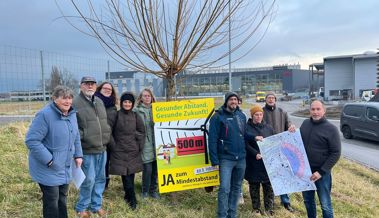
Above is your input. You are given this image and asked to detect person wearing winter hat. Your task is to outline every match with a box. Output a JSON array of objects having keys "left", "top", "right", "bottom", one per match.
[
  {"left": 109, "top": 92, "right": 145, "bottom": 210},
  {"left": 209, "top": 91, "right": 247, "bottom": 218},
  {"left": 262, "top": 91, "right": 296, "bottom": 212},
  {"left": 245, "top": 104, "right": 275, "bottom": 216}
]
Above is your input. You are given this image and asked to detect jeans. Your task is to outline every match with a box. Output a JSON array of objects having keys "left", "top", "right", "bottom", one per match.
[
  {"left": 280, "top": 194, "right": 290, "bottom": 205},
  {"left": 39, "top": 184, "right": 69, "bottom": 218},
  {"left": 302, "top": 172, "right": 334, "bottom": 218},
  {"left": 142, "top": 161, "right": 158, "bottom": 194},
  {"left": 217, "top": 158, "right": 246, "bottom": 218},
  {"left": 75, "top": 152, "right": 107, "bottom": 213}
]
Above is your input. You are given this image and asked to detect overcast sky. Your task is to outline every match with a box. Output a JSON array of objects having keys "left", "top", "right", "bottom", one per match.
[{"left": 1, "top": 0, "right": 378, "bottom": 69}]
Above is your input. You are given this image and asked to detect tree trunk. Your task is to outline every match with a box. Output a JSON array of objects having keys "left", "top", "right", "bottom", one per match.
[{"left": 165, "top": 74, "right": 176, "bottom": 101}]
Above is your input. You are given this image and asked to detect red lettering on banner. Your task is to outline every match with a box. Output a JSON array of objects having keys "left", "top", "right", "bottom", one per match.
[{"left": 176, "top": 136, "right": 205, "bottom": 156}]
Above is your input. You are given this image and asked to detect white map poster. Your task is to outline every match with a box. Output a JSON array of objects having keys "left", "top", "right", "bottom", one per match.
[{"left": 257, "top": 129, "right": 316, "bottom": 196}]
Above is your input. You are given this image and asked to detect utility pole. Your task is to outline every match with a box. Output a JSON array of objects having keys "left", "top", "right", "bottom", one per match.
[
  {"left": 40, "top": 50, "right": 46, "bottom": 103},
  {"left": 228, "top": 1, "right": 232, "bottom": 92}
]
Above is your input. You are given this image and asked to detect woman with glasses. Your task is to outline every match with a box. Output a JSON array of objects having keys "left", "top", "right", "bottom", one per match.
[{"left": 95, "top": 82, "right": 118, "bottom": 189}]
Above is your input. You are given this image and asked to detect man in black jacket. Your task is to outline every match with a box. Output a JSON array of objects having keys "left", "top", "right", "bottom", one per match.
[{"left": 300, "top": 100, "right": 341, "bottom": 218}]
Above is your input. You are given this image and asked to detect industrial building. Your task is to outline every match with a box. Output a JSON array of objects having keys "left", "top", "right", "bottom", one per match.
[
  {"left": 323, "top": 52, "right": 378, "bottom": 100},
  {"left": 176, "top": 64, "right": 311, "bottom": 96},
  {"left": 106, "top": 64, "right": 312, "bottom": 97},
  {"left": 106, "top": 71, "right": 164, "bottom": 97}
]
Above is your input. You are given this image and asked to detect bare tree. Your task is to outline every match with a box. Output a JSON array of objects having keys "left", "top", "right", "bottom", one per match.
[
  {"left": 41, "top": 66, "right": 79, "bottom": 93},
  {"left": 60, "top": 0, "right": 276, "bottom": 100}
]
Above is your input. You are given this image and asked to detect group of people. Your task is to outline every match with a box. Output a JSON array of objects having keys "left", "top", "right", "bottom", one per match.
[
  {"left": 209, "top": 91, "right": 341, "bottom": 218},
  {"left": 25, "top": 77, "right": 341, "bottom": 218},
  {"left": 25, "top": 76, "right": 159, "bottom": 218}
]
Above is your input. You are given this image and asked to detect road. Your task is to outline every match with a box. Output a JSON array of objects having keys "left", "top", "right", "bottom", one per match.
[
  {"left": 0, "top": 115, "right": 34, "bottom": 126},
  {"left": 245, "top": 98, "right": 379, "bottom": 171}
]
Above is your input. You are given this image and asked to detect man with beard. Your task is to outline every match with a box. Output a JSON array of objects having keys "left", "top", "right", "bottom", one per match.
[
  {"left": 262, "top": 91, "right": 296, "bottom": 212},
  {"left": 209, "top": 92, "right": 247, "bottom": 218},
  {"left": 74, "top": 76, "right": 111, "bottom": 218}
]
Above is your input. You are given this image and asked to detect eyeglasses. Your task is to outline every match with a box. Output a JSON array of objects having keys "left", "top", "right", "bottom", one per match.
[{"left": 102, "top": 87, "right": 112, "bottom": 91}]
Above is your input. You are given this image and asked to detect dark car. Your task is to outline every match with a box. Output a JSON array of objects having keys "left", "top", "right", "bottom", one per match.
[{"left": 340, "top": 102, "right": 379, "bottom": 142}]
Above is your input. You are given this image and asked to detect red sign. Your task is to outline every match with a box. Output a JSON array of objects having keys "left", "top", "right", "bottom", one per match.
[{"left": 176, "top": 136, "right": 205, "bottom": 156}]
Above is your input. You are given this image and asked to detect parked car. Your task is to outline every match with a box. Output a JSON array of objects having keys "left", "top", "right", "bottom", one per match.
[
  {"left": 279, "top": 92, "right": 293, "bottom": 101},
  {"left": 340, "top": 102, "right": 379, "bottom": 142}
]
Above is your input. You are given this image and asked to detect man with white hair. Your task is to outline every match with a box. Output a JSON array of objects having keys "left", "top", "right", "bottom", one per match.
[{"left": 74, "top": 76, "right": 111, "bottom": 218}]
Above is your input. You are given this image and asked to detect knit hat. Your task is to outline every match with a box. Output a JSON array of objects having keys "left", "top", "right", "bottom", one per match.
[
  {"left": 224, "top": 91, "right": 239, "bottom": 106},
  {"left": 265, "top": 91, "right": 276, "bottom": 100},
  {"left": 120, "top": 92, "right": 135, "bottom": 109},
  {"left": 250, "top": 104, "right": 263, "bottom": 116}
]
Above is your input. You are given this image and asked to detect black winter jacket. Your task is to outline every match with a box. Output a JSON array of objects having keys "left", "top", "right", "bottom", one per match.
[
  {"left": 300, "top": 117, "right": 341, "bottom": 175},
  {"left": 244, "top": 119, "right": 274, "bottom": 182}
]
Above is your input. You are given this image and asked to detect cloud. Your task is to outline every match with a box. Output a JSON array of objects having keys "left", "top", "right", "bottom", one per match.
[{"left": 1, "top": 0, "right": 378, "bottom": 69}]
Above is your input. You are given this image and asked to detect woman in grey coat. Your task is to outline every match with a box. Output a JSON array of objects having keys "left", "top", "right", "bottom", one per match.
[{"left": 134, "top": 88, "right": 159, "bottom": 199}]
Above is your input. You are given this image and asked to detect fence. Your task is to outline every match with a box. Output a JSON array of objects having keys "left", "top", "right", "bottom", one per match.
[{"left": 0, "top": 45, "right": 124, "bottom": 115}]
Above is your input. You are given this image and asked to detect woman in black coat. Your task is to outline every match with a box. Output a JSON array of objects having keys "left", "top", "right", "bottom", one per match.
[
  {"left": 245, "top": 105, "right": 275, "bottom": 216},
  {"left": 109, "top": 92, "right": 145, "bottom": 210}
]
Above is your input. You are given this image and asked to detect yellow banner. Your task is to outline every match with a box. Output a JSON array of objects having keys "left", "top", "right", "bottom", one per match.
[
  {"left": 158, "top": 165, "right": 219, "bottom": 193},
  {"left": 152, "top": 98, "right": 214, "bottom": 123}
]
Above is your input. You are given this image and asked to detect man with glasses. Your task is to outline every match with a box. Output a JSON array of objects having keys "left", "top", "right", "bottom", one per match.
[{"left": 74, "top": 76, "right": 111, "bottom": 218}]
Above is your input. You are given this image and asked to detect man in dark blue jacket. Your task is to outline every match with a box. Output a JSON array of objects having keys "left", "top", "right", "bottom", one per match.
[
  {"left": 300, "top": 100, "right": 341, "bottom": 218},
  {"left": 209, "top": 92, "right": 246, "bottom": 218}
]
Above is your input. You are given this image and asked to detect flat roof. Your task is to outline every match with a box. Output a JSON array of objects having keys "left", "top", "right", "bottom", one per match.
[{"left": 324, "top": 53, "right": 378, "bottom": 60}]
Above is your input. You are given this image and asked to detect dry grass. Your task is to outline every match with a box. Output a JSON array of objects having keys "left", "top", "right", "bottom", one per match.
[
  {"left": 0, "top": 101, "right": 45, "bottom": 115},
  {"left": 0, "top": 122, "right": 378, "bottom": 218}
]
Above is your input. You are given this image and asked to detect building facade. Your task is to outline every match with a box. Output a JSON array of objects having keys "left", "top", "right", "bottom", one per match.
[
  {"left": 176, "top": 64, "right": 311, "bottom": 96},
  {"left": 106, "top": 71, "right": 164, "bottom": 97},
  {"left": 324, "top": 53, "right": 378, "bottom": 100}
]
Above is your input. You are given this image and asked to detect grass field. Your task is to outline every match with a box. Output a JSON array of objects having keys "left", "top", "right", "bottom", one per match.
[
  {"left": 0, "top": 101, "right": 45, "bottom": 115},
  {"left": 0, "top": 122, "right": 378, "bottom": 218}
]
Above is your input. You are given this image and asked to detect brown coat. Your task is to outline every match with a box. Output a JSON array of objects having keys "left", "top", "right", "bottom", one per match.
[
  {"left": 109, "top": 109, "right": 145, "bottom": 176},
  {"left": 262, "top": 105, "right": 291, "bottom": 134}
]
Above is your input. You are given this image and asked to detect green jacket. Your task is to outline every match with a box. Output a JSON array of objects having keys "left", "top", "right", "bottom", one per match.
[
  {"left": 134, "top": 104, "right": 155, "bottom": 163},
  {"left": 73, "top": 92, "right": 111, "bottom": 154}
]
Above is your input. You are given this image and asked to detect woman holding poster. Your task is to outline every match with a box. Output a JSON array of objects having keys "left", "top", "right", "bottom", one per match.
[
  {"left": 109, "top": 92, "right": 145, "bottom": 210},
  {"left": 135, "top": 88, "right": 160, "bottom": 199},
  {"left": 245, "top": 105, "right": 275, "bottom": 216}
]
